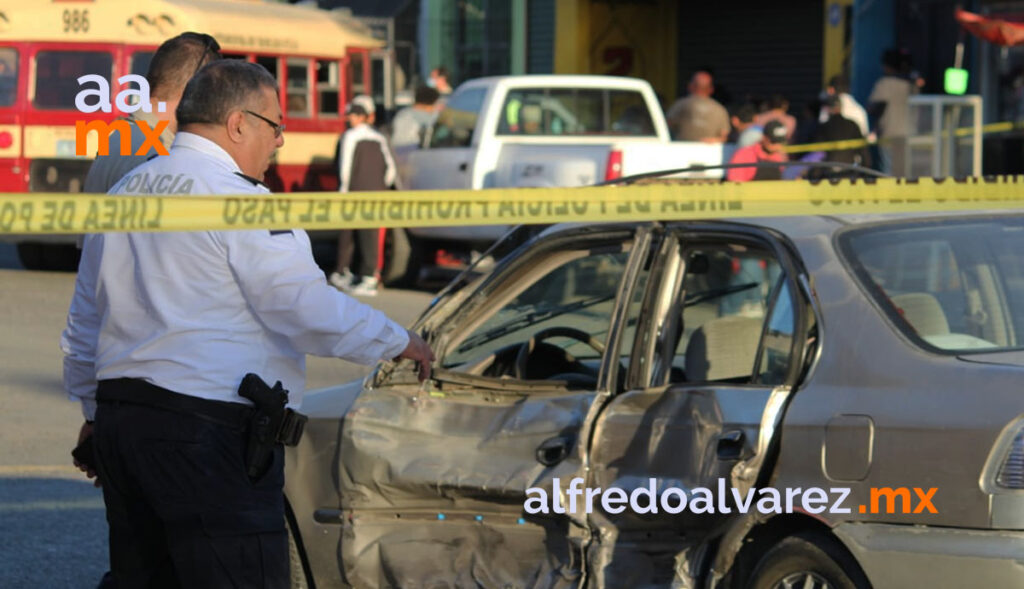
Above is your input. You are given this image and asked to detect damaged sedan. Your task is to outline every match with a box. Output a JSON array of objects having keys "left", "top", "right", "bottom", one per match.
[{"left": 284, "top": 213, "right": 1024, "bottom": 588}]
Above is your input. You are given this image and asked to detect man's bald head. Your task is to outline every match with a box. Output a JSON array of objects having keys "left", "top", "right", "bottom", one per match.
[{"left": 688, "top": 71, "right": 714, "bottom": 98}]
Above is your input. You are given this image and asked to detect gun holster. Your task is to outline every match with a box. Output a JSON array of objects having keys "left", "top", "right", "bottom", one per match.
[{"left": 238, "top": 373, "right": 308, "bottom": 481}]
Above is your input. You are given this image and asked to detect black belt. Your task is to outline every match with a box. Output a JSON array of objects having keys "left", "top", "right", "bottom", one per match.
[{"left": 97, "top": 377, "right": 253, "bottom": 429}]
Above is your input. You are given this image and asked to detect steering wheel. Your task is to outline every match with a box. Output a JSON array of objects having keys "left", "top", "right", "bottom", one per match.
[{"left": 514, "top": 326, "right": 605, "bottom": 380}]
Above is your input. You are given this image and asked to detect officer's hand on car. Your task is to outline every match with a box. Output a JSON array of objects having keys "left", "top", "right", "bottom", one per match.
[{"left": 397, "top": 329, "right": 435, "bottom": 382}]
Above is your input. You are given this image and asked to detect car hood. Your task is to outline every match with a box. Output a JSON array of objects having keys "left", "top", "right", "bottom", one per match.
[
  {"left": 958, "top": 350, "right": 1024, "bottom": 368},
  {"left": 298, "top": 378, "right": 365, "bottom": 419}
]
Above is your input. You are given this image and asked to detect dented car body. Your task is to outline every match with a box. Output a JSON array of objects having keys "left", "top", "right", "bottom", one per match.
[{"left": 285, "top": 213, "right": 1024, "bottom": 588}]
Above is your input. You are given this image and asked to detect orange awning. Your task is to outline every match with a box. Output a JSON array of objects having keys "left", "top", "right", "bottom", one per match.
[{"left": 955, "top": 8, "right": 1024, "bottom": 47}]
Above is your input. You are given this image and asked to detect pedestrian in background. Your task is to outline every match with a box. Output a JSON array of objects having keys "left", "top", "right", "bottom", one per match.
[
  {"left": 665, "top": 70, "right": 730, "bottom": 142},
  {"left": 74, "top": 31, "right": 221, "bottom": 589},
  {"left": 84, "top": 33, "right": 221, "bottom": 193},
  {"left": 869, "top": 49, "right": 918, "bottom": 175},
  {"left": 729, "top": 102, "right": 763, "bottom": 148},
  {"left": 819, "top": 74, "right": 868, "bottom": 137},
  {"left": 390, "top": 85, "right": 440, "bottom": 150},
  {"left": 755, "top": 94, "right": 797, "bottom": 141},
  {"left": 726, "top": 120, "right": 789, "bottom": 181},
  {"left": 429, "top": 66, "right": 453, "bottom": 96},
  {"left": 329, "top": 94, "right": 398, "bottom": 297},
  {"left": 808, "top": 94, "right": 871, "bottom": 179},
  {"left": 62, "top": 60, "right": 433, "bottom": 588}
]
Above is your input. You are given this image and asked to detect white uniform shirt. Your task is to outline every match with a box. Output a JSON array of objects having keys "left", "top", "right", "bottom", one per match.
[{"left": 61, "top": 132, "right": 410, "bottom": 419}]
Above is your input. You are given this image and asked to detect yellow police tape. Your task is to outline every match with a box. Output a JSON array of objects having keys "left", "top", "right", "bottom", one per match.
[
  {"left": 1, "top": 177, "right": 1023, "bottom": 235},
  {"left": 784, "top": 120, "right": 1024, "bottom": 155}
]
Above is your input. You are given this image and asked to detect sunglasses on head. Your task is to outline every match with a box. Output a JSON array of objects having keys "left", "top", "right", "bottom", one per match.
[{"left": 185, "top": 33, "right": 221, "bottom": 79}]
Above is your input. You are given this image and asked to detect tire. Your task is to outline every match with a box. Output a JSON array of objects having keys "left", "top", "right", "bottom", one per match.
[
  {"left": 746, "top": 531, "right": 870, "bottom": 589},
  {"left": 380, "top": 228, "right": 423, "bottom": 288},
  {"left": 17, "top": 243, "right": 81, "bottom": 272}
]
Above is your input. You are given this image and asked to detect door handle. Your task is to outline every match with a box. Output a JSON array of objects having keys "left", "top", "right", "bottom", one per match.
[
  {"left": 716, "top": 430, "right": 745, "bottom": 460},
  {"left": 536, "top": 435, "right": 574, "bottom": 467},
  {"left": 458, "top": 162, "right": 468, "bottom": 172}
]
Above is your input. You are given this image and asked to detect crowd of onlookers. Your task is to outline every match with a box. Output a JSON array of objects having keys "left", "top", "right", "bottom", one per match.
[{"left": 664, "top": 48, "right": 924, "bottom": 181}]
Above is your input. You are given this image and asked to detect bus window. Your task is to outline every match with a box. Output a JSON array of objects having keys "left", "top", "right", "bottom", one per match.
[
  {"left": 316, "top": 59, "right": 339, "bottom": 117},
  {"left": 256, "top": 55, "right": 279, "bottom": 81},
  {"left": 131, "top": 52, "right": 154, "bottom": 79},
  {"left": 349, "top": 54, "right": 365, "bottom": 96},
  {"left": 0, "top": 48, "right": 17, "bottom": 107},
  {"left": 286, "top": 58, "right": 309, "bottom": 117},
  {"left": 34, "top": 50, "right": 113, "bottom": 110}
]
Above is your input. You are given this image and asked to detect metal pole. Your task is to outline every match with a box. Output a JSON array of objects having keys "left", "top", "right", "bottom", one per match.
[{"left": 932, "top": 101, "right": 942, "bottom": 177}]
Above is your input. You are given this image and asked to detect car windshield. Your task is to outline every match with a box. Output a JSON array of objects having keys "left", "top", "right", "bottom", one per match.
[{"left": 841, "top": 216, "right": 1024, "bottom": 353}]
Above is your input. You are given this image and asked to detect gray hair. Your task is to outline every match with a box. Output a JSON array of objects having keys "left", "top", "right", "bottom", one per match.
[{"left": 176, "top": 60, "right": 278, "bottom": 127}]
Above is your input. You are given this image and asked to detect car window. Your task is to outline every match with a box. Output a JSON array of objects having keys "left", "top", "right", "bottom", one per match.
[
  {"left": 428, "top": 87, "right": 487, "bottom": 148},
  {"left": 842, "top": 218, "right": 1024, "bottom": 352},
  {"left": 496, "top": 87, "right": 656, "bottom": 137},
  {"left": 444, "top": 245, "right": 632, "bottom": 380},
  {"left": 664, "top": 244, "right": 787, "bottom": 384}
]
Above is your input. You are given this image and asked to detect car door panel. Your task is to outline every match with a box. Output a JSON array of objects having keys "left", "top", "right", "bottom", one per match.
[
  {"left": 334, "top": 229, "right": 651, "bottom": 588},
  {"left": 338, "top": 383, "right": 591, "bottom": 588},
  {"left": 585, "top": 385, "right": 782, "bottom": 587},
  {"left": 582, "top": 229, "right": 807, "bottom": 587}
]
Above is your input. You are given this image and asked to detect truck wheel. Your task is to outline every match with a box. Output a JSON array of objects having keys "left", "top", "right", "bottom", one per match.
[
  {"left": 381, "top": 228, "right": 423, "bottom": 288},
  {"left": 746, "top": 531, "right": 869, "bottom": 589},
  {"left": 17, "top": 243, "right": 80, "bottom": 272}
]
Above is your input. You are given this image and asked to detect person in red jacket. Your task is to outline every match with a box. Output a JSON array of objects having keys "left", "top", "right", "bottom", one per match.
[{"left": 726, "top": 120, "right": 788, "bottom": 181}]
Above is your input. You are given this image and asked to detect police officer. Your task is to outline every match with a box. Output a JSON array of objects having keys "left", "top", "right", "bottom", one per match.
[
  {"left": 83, "top": 32, "right": 221, "bottom": 193},
  {"left": 62, "top": 59, "right": 434, "bottom": 588}
]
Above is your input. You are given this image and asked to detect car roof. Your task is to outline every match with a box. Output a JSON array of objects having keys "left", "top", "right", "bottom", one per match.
[{"left": 541, "top": 210, "right": 1024, "bottom": 242}]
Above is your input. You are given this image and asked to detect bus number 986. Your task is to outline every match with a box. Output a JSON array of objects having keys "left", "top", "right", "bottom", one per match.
[{"left": 62, "top": 9, "right": 90, "bottom": 33}]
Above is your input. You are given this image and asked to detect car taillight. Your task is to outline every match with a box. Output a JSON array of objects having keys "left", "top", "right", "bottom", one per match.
[
  {"left": 604, "top": 149, "right": 623, "bottom": 181},
  {"left": 0, "top": 131, "right": 11, "bottom": 149},
  {"left": 996, "top": 428, "right": 1024, "bottom": 489}
]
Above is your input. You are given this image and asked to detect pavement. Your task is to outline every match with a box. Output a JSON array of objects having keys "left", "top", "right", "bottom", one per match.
[{"left": 0, "top": 262, "right": 433, "bottom": 588}]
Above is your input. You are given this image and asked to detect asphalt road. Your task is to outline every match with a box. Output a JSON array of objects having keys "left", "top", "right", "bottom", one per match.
[{"left": 0, "top": 260, "right": 434, "bottom": 588}]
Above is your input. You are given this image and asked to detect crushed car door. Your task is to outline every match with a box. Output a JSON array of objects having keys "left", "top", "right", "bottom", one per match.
[
  {"left": 335, "top": 227, "right": 655, "bottom": 588},
  {"left": 582, "top": 227, "right": 811, "bottom": 588}
]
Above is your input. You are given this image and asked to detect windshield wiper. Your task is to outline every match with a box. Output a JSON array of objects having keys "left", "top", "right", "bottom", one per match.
[
  {"left": 685, "top": 282, "right": 759, "bottom": 307},
  {"left": 457, "top": 293, "right": 615, "bottom": 353}
]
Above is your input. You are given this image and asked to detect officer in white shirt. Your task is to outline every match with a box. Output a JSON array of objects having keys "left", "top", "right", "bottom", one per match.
[{"left": 61, "top": 60, "right": 433, "bottom": 588}]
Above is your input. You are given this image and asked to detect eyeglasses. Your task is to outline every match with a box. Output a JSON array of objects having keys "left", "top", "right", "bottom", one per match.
[{"left": 244, "top": 110, "right": 285, "bottom": 138}]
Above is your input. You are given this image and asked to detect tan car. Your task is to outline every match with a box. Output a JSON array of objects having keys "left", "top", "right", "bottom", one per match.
[{"left": 285, "top": 213, "right": 1024, "bottom": 588}]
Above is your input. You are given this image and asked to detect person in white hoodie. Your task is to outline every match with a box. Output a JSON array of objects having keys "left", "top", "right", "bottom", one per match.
[
  {"left": 818, "top": 74, "right": 869, "bottom": 137},
  {"left": 329, "top": 94, "right": 398, "bottom": 297}
]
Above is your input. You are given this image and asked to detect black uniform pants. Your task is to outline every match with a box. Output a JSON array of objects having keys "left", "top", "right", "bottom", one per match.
[{"left": 93, "top": 379, "right": 288, "bottom": 589}]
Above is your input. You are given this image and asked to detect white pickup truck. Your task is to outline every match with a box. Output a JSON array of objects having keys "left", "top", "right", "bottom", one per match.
[{"left": 390, "top": 75, "right": 733, "bottom": 281}]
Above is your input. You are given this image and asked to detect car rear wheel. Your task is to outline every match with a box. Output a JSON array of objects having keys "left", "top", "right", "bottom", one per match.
[{"left": 746, "top": 531, "right": 869, "bottom": 589}]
